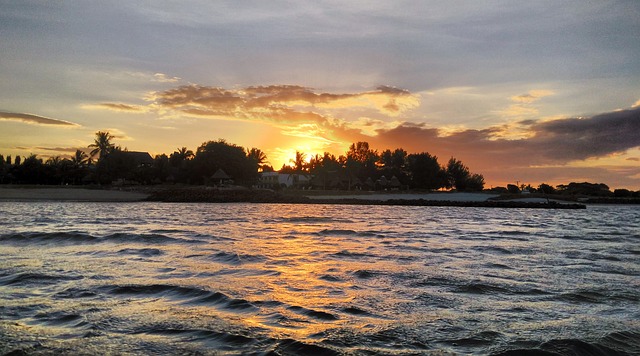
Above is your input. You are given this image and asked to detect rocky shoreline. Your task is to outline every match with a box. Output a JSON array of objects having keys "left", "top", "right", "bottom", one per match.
[
  {"left": 144, "top": 187, "right": 587, "bottom": 209},
  {"left": 0, "top": 186, "right": 590, "bottom": 208}
]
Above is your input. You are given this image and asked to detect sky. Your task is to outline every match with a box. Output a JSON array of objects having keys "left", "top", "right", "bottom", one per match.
[{"left": 1, "top": 1, "right": 639, "bottom": 189}]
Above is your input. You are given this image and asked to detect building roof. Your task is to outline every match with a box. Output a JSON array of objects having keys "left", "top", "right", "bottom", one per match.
[
  {"left": 212, "top": 169, "right": 231, "bottom": 179},
  {"left": 124, "top": 151, "right": 154, "bottom": 165}
]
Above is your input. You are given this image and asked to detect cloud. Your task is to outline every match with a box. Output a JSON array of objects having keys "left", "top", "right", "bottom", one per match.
[
  {"left": 148, "top": 84, "right": 419, "bottom": 120},
  {"left": 35, "top": 146, "right": 79, "bottom": 153},
  {"left": 152, "top": 73, "right": 180, "bottom": 83},
  {"left": 510, "top": 90, "right": 555, "bottom": 104},
  {"left": 83, "top": 103, "right": 147, "bottom": 113},
  {"left": 497, "top": 89, "right": 555, "bottom": 120},
  {"left": 373, "top": 107, "right": 640, "bottom": 170},
  {"left": 0, "top": 111, "right": 79, "bottom": 126}
]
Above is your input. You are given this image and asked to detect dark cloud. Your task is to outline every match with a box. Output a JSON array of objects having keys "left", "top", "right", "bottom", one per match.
[
  {"left": 530, "top": 109, "right": 640, "bottom": 161},
  {"left": 0, "top": 111, "right": 78, "bottom": 126},
  {"left": 373, "top": 107, "right": 640, "bottom": 170}
]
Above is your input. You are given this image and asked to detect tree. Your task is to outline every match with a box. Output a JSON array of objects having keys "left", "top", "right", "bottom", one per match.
[
  {"left": 466, "top": 173, "right": 485, "bottom": 191},
  {"left": 192, "top": 139, "right": 253, "bottom": 185},
  {"left": 309, "top": 152, "right": 340, "bottom": 190},
  {"left": 71, "top": 150, "right": 90, "bottom": 168},
  {"left": 445, "top": 157, "right": 484, "bottom": 191},
  {"left": 407, "top": 152, "right": 446, "bottom": 190},
  {"left": 290, "top": 151, "right": 307, "bottom": 173},
  {"left": 346, "top": 142, "right": 378, "bottom": 183},
  {"left": 247, "top": 148, "right": 269, "bottom": 172},
  {"left": 169, "top": 147, "right": 194, "bottom": 166},
  {"left": 89, "top": 131, "right": 115, "bottom": 162},
  {"left": 538, "top": 183, "right": 555, "bottom": 195},
  {"left": 446, "top": 157, "right": 471, "bottom": 191}
]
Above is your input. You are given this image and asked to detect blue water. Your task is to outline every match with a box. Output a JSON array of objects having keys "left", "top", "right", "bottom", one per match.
[{"left": 0, "top": 202, "right": 639, "bottom": 355}]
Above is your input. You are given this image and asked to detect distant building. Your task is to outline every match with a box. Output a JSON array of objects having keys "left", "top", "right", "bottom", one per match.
[
  {"left": 123, "top": 151, "right": 154, "bottom": 167},
  {"left": 211, "top": 169, "right": 232, "bottom": 186},
  {"left": 258, "top": 172, "right": 311, "bottom": 189}
]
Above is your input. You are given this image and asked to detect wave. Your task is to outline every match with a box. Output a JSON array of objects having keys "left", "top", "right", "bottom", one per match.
[
  {"left": 273, "top": 338, "right": 339, "bottom": 355},
  {"left": 117, "top": 248, "right": 164, "bottom": 257},
  {"left": 139, "top": 327, "right": 260, "bottom": 350},
  {"left": 317, "top": 229, "right": 378, "bottom": 237},
  {"left": 0, "top": 272, "right": 82, "bottom": 286},
  {"left": 287, "top": 305, "right": 339, "bottom": 321},
  {"left": 209, "top": 251, "right": 266, "bottom": 265},
  {"left": 33, "top": 311, "right": 86, "bottom": 327},
  {"left": 551, "top": 289, "right": 639, "bottom": 304},
  {"left": 271, "top": 216, "right": 354, "bottom": 224},
  {"left": 492, "top": 331, "right": 640, "bottom": 355},
  {"left": 99, "top": 284, "right": 258, "bottom": 312},
  {"left": 0, "top": 231, "right": 200, "bottom": 245},
  {"left": 330, "top": 250, "right": 377, "bottom": 260}
]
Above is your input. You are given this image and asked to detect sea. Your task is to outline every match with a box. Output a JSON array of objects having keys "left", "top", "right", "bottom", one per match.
[{"left": 0, "top": 202, "right": 638, "bottom": 355}]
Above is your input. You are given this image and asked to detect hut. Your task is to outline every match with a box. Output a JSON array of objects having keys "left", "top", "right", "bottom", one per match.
[
  {"left": 390, "top": 175, "right": 402, "bottom": 190},
  {"left": 211, "top": 169, "right": 231, "bottom": 186}
]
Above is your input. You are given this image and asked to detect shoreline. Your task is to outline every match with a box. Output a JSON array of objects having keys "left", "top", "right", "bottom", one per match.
[
  {"left": 0, "top": 186, "right": 149, "bottom": 202},
  {"left": 0, "top": 186, "right": 594, "bottom": 209}
]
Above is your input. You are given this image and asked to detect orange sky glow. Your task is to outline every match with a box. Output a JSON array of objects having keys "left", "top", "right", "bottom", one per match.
[{"left": 1, "top": 2, "right": 639, "bottom": 189}]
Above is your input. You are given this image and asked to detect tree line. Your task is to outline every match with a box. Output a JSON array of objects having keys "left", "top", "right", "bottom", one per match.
[
  {"left": 0, "top": 131, "right": 488, "bottom": 191},
  {"left": 5, "top": 131, "right": 637, "bottom": 195}
]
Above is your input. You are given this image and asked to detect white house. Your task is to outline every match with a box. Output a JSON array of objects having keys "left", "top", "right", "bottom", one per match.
[{"left": 258, "top": 172, "right": 311, "bottom": 189}]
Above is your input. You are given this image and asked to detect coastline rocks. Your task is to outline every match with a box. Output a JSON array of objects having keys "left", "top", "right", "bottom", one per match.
[{"left": 145, "top": 187, "right": 586, "bottom": 209}]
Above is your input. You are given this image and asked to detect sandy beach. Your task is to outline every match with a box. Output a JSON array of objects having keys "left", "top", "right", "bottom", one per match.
[{"left": 0, "top": 187, "right": 149, "bottom": 202}]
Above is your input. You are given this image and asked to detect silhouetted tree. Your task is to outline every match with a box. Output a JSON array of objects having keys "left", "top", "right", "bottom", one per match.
[
  {"left": 558, "top": 182, "right": 612, "bottom": 196},
  {"left": 446, "top": 157, "right": 470, "bottom": 190},
  {"left": 347, "top": 142, "right": 378, "bottom": 182},
  {"left": 192, "top": 139, "right": 254, "bottom": 185},
  {"left": 89, "top": 131, "right": 115, "bottom": 162},
  {"left": 445, "top": 157, "right": 484, "bottom": 191},
  {"left": 407, "top": 152, "right": 446, "bottom": 190},
  {"left": 537, "top": 183, "right": 555, "bottom": 195}
]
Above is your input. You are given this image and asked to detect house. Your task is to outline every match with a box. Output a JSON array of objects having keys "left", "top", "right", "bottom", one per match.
[
  {"left": 212, "top": 169, "right": 232, "bottom": 185},
  {"left": 123, "top": 151, "right": 154, "bottom": 167},
  {"left": 258, "top": 172, "right": 311, "bottom": 189}
]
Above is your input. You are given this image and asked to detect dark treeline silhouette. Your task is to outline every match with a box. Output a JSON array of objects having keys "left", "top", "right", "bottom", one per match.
[
  {"left": 1, "top": 131, "right": 638, "bottom": 195},
  {"left": 0, "top": 133, "right": 483, "bottom": 191},
  {"left": 279, "top": 142, "right": 484, "bottom": 191}
]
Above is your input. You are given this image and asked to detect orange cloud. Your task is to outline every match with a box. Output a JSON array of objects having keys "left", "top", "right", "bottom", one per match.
[
  {"left": 83, "top": 103, "right": 147, "bottom": 112},
  {"left": 147, "top": 84, "right": 419, "bottom": 121}
]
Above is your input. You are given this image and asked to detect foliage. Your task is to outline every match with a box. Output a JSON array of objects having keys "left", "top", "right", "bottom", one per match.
[
  {"left": 446, "top": 157, "right": 484, "bottom": 191},
  {"left": 2, "top": 133, "right": 635, "bottom": 194}
]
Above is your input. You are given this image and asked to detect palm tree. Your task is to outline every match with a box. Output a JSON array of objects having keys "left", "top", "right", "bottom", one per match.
[
  {"left": 247, "top": 148, "right": 268, "bottom": 171},
  {"left": 290, "top": 151, "right": 307, "bottom": 173},
  {"left": 175, "top": 147, "right": 194, "bottom": 161},
  {"left": 46, "top": 156, "right": 62, "bottom": 166},
  {"left": 89, "top": 131, "right": 115, "bottom": 162},
  {"left": 287, "top": 151, "right": 308, "bottom": 188},
  {"left": 71, "top": 150, "right": 90, "bottom": 167}
]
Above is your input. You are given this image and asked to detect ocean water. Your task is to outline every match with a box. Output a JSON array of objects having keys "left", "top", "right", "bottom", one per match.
[{"left": 0, "top": 202, "right": 638, "bottom": 355}]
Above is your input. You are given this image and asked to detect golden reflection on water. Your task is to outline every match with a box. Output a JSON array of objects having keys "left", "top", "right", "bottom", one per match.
[{"left": 3, "top": 203, "right": 639, "bottom": 354}]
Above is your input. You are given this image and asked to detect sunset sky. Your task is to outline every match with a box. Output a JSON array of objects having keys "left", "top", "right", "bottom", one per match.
[{"left": 1, "top": 1, "right": 639, "bottom": 189}]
